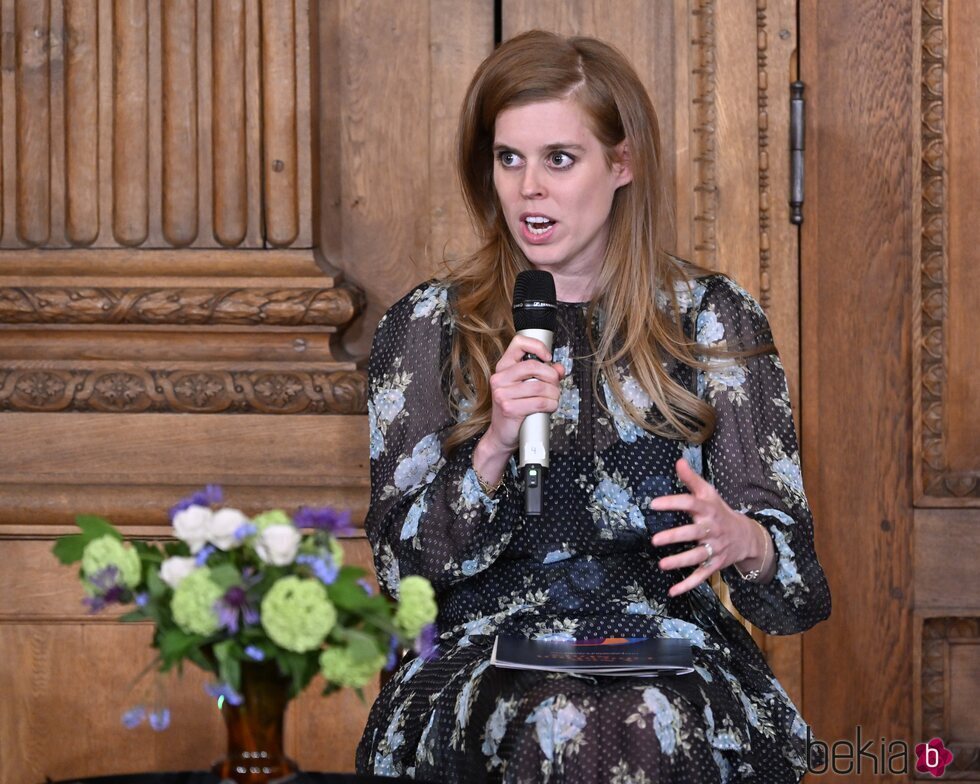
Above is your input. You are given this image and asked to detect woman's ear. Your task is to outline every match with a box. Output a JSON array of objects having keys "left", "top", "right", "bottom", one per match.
[{"left": 612, "top": 140, "right": 633, "bottom": 187}]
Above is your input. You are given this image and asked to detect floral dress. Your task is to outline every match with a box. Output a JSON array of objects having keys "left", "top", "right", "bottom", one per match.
[{"left": 355, "top": 274, "right": 831, "bottom": 783}]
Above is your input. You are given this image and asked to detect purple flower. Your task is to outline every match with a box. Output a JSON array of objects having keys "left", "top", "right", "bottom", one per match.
[
  {"left": 296, "top": 553, "right": 339, "bottom": 585},
  {"left": 83, "top": 566, "right": 128, "bottom": 612},
  {"left": 293, "top": 506, "right": 355, "bottom": 536},
  {"left": 121, "top": 706, "right": 146, "bottom": 729},
  {"left": 244, "top": 645, "right": 265, "bottom": 661},
  {"left": 194, "top": 544, "right": 216, "bottom": 567},
  {"left": 214, "top": 585, "right": 258, "bottom": 634},
  {"left": 414, "top": 623, "right": 439, "bottom": 662},
  {"left": 205, "top": 681, "right": 243, "bottom": 707},
  {"left": 148, "top": 707, "right": 171, "bottom": 731},
  {"left": 357, "top": 578, "right": 375, "bottom": 596},
  {"left": 384, "top": 637, "right": 400, "bottom": 672},
  {"left": 169, "top": 485, "right": 223, "bottom": 520},
  {"left": 135, "top": 592, "right": 149, "bottom": 607}
]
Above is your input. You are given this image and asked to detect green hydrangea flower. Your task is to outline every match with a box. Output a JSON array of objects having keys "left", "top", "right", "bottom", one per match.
[
  {"left": 394, "top": 575, "right": 437, "bottom": 637},
  {"left": 261, "top": 576, "right": 336, "bottom": 653},
  {"left": 82, "top": 535, "right": 142, "bottom": 588},
  {"left": 171, "top": 568, "right": 223, "bottom": 636},
  {"left": 319, "top": 645, "right": 386, "bottom": 689},
  {"left": 252, "top": 509, "right": 292, "bottom": 532}
]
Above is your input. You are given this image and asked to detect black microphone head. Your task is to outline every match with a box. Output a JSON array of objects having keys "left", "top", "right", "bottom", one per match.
[{"left": 512, "top": 270, "right": 557, "bottom": 332}]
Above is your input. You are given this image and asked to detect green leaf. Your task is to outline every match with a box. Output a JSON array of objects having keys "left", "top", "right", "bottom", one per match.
[
  {"left": 213, "top": 640, "right": 241, "bottom": 692},
  {"left": 146, "top": 568, "right": 168, "bottom": 600},
  {"left": 208, "top": 563, "right": 241, "bottom": 590},
  {"left": 51, "top": 515, "right": 121, "bottom": 565},
  {"left": 275, "top": 650, "right": 318, "bottom": 698},
  {"left": 158, "top": 628, "right": 204, "bottom": 666}
]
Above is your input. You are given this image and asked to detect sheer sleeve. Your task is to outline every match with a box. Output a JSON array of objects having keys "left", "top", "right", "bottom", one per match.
[
  {"left": 694, "top": 276, "right": 831, "bottom": 635},
  {"left": 364, "top": 282, "right": 520, "bottom": 596}
]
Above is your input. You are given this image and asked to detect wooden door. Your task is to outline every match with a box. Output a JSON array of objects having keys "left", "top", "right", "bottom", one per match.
[{"left": 801, "top": 1, "right": 980, "bottom": 781}]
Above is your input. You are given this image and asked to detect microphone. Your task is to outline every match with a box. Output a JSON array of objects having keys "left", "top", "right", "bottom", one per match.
[{"left": 512, "top": 270, "right": 558, "bottom": 516}]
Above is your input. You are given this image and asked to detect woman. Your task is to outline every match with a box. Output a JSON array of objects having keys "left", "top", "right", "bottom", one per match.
[{"left": 356, "top": 30, "right": 830, "bottom": 783}]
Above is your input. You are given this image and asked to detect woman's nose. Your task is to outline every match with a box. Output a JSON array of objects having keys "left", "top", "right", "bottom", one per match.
[{"left": 520, "top": 166, "right": 546, "bottom": 199}]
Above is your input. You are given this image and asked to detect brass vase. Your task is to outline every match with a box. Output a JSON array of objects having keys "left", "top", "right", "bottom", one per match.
[{"left": 211, "top": 661, "right": 298, "bottom": 783}]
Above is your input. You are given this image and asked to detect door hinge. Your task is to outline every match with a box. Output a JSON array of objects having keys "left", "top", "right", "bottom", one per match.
[{"left": 790, "top": 80, "right": 805, "bottom": 225}]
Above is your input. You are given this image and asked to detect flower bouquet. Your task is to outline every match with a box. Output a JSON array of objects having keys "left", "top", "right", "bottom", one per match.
[{"left": 53, "top": 486, "right": 437, "bottom": 782}]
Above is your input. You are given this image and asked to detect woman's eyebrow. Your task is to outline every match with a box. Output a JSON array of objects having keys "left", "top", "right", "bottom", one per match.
[{"left": 491, "top": 142, "right": 587, "bottom": 154}]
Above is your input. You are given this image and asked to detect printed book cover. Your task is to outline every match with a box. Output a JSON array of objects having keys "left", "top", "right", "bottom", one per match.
[{"left": 491, "top": 636, "right": 694, "bottom": 677}]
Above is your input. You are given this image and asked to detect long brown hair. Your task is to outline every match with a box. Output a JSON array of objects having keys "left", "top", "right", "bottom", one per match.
[{"left": 443, "top": 30, "right": 766, "bottom": 451}]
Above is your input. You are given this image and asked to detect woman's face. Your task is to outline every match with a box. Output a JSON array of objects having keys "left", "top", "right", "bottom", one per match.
[{"left": 492, "top": 98, "right": 632, "bottom": 298}]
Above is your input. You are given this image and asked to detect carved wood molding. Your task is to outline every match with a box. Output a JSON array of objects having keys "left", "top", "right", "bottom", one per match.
[
  {"left": 920, "top": 617, "right": 980, "bottom": 778},
  {"left": 916, "top": 0, "right": 979, "bottom": 501},
  {"left": 0, "top": 366, "right": 367, "bottom": 415},
  {"left": 692, "top": 0, "right": 718, "bottom": 268},
  {"left": 0, "top": 284, "right": 363, "bottom": 327},
  {"left": 756, "top": 1, "right": 773, "bottom": 311}
]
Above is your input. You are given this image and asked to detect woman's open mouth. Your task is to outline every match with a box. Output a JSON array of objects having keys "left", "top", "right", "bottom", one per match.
[{"left": 520, "top": 214, "right": 557, "bottom": 242}]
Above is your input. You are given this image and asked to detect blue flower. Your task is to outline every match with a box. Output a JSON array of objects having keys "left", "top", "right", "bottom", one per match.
[
  {"left": 205, "top": 681, "right": 243, "bottom": 707},
  {"left": 121, "top": 706, "right": 146, "bottom": 729},
  {"left": 357, "top": 578, "right": 375, "bottom": 596},
  {"left": 293, "top": 506, "right": 354, "bottom": 536},
  {"left": 194, "top": 544, "right": 216, "bottom": 567},
  {"left": 296, "top": 553, "right": 339, "bottom": 585},
  {"left": 148, "top": 707, "right": 170, "bottom": 731},
  {"left": 233, "top": 523, "right": 257, "bottom": 541},
  {"left": 169, "top": 485, "right": 222, "bottom": 520},
  {"left": 244, "top": 645, "right": 265, "bottom": 661}
]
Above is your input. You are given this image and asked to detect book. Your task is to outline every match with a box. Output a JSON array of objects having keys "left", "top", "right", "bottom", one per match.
[{"left": 490, "top": 635, "right": 694, "bottom": 677}]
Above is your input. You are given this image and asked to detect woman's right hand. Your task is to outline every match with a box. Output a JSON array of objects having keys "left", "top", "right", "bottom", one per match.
[{"left": 472, "top": 335, "right": 565, "bottom": 483}]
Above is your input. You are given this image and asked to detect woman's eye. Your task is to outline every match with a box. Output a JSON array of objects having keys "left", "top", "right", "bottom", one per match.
[
  {"left": 498, "top": 151, "right": 520, "bottom": 168},
  {"left": 549, "top": 152, "right": 574, "bottom": 168}
]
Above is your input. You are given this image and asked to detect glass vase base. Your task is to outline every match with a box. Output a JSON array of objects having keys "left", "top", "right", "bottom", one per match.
[{"left": 211, "top": 752, "right": 298, "bottom": 784}]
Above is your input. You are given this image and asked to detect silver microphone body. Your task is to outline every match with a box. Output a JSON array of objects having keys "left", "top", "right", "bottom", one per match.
[{"left": 517, "top": 326, "right": 554, "bottom": 469}]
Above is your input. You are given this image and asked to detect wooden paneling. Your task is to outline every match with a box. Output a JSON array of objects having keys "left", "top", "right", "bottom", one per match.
[
  {"left": 914, "top": 0, "right": 980, "bottom": 504},
  {"left": 916, "top": 617, "right": 980, "bottom": 780},
  {"left": 0, "top": 0, "right": 311, "bottom": 250},
  {"left": 0, "top": 537, "right": 377, "bottom": 781},
  {"left": 320, "top": 0, "right": 493, "bottom": 355},
  {"left": 914, "top": 510, "right": 980, "bottom": 610},
  {"left": 801, "top": 2, "right": 915, "bottom": 781}
]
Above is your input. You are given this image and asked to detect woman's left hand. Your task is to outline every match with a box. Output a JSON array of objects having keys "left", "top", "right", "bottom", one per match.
[{"left": 650, "top": 457, "right": 764, "bottom": 597}]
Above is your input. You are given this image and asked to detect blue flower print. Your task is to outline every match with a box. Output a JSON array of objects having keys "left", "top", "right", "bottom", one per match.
[
  {"left": 682, "top": 444, "right": 703, "bottom": 476},
  {"left": 697, "top": 308, "right": 726, "bottom": 345},
  {"left": 659, "top": 617, "right": 709, "bottom": 649},
  {"left": 527, "top": 696, "right": 588, "bottom": 763},
  {"left": 552, "top": 345, "right": 573, "bottom": 375},
  {"left": 594, "top": 477, "right": 630, "bottom": 513},
  {"left": 543, "top": 549, "right": 572, "bottom": 564},
  {"left": 482, "top": 697, "right": 518, "bottom": 768},
  {"left": 771, "top": 528, "right": 803, "bottom": 591},
  {"left": 409, "top": 284, "right": 448, "bottom": 323},
  {"left": 641, "top": 688, "right": 681, "bottom": 757},
  {"left": 400, "top": 496, "right": 425, "bottom": 541},
  {"left": 756, "top": 508, "right": 797, "bottom": 527},
  {"left": 393, "top": 433, "right": 443, "bottom": 492}
]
